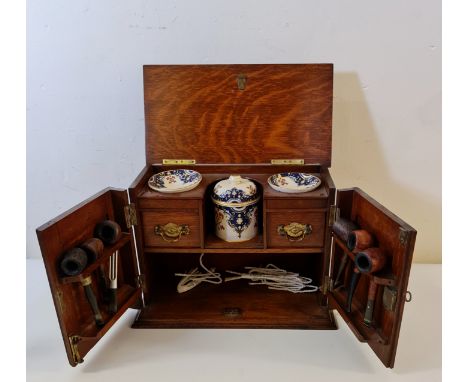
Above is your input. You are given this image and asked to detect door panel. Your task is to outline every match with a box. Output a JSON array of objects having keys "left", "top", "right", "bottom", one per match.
[
  {"left": 329, "top": 188, "right": 416, "bottom": 368},
  {"left": 36, "top": 188, "right": 141, "bottom": 366}
]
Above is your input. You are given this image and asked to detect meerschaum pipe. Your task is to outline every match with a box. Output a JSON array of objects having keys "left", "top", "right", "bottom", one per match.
[{"left": 346, "top": 248, "right": 386, "bottom": 313}]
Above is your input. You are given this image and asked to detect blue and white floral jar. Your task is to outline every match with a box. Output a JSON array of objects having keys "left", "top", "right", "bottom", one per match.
[{"left": 212, "top": 175, "right": 260, "bottom": 242}]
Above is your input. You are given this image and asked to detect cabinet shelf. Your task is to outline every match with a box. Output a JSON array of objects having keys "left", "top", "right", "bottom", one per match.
[
  {"left": 60, "top": 233, "right": 131, "bottom": 285},
  {"left": 77, "top": 284, "right": 140, "bottom": 339},
  {"left": 133, "top": 279, "right": 335, "bottom": 329}
]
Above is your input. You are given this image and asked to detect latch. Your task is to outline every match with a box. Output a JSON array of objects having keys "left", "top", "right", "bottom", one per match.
[
  {"left": 162, "top": 159, "right": 196, "bottom": 165},
  {"left": 124, "top": 203, "right": 138, "bottom": 228},
  {"left": 271, "top": 159, "right": 305, "bottom": 165},
  {"left": 68, "top": 335, "right": 83, "bottom": 364}
]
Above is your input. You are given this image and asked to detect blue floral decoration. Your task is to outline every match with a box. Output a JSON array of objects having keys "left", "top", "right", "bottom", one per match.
[
  {"left": 212, "top": 187, "right": 257, "bottom": 203},
  {"left": 220, "top": 204, "right": 257, "bottom": 238},
  {"left": 150, "top": 170, "right": 201, "bottom": 189}
]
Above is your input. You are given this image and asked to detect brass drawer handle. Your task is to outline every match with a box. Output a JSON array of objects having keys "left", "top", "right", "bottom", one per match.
[
  {"left": 277, "top": 222, "right": 312, "bottom": 242},
  {"left": 154, "top": 223, "right": 190, "bottom": 242}
]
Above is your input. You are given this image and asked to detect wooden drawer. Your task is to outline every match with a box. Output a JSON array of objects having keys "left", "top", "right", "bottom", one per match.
[
  {"left": 266, "top": 211, "right": 326, "bottom": 248},
  {"left": 141, "top": 210, "right": 201, "bottom": 247}
]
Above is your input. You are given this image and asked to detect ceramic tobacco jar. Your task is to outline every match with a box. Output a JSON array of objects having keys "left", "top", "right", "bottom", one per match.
[{"left": 212, "top": 175, "right": 260, "bottom": 242}]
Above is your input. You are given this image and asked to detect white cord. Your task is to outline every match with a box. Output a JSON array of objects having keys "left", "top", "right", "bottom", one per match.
[
  {"left": 225, "top": 264, "right": 318, "bottom": 293},
  {"left": 175, "top": 253, "right": 222, "bottom": 293}
]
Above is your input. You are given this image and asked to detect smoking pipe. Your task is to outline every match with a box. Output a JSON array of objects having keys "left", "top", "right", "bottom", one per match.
[
  {"left": 346, "top": 248, "right": 386, "bottom": 313},
  {"left": 94, "top": 220, "right": 122, "bottom": 245},
  {"left": 331, "top": 218, "right": 359, "bottom": 288},
  {"left": 60, "top": 246, "right": 104, "bottom": 327},
  {"left": 81, "top": 238, "right": 109, "bottom": 303},
  {"left": 347, "top": 229, "right": 374, "bottom": 252}
]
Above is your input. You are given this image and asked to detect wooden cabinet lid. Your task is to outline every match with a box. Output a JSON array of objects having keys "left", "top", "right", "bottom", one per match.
[{"left": 144, "top": 64, "right": 333, "bottom": 166}]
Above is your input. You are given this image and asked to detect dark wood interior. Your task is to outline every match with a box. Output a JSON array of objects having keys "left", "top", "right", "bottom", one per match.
[
  {"left": 129, "top": 164, "right": 335, "bottom": 330},
  {"left": 134, "top": 252, "right": 333, "bottom": 329}
]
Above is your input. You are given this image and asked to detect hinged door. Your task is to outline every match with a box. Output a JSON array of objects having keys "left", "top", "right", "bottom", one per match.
[
  {"left": 327, "top": 188, "right": 416, "bottom": 368},
  {"left": 36, "top": 188, "right": 142, "bottom": 366}
]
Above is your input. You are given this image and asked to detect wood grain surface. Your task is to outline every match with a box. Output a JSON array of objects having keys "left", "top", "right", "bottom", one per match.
[{"left": 144, "top": 64, "right": 333, "bottom": 165}]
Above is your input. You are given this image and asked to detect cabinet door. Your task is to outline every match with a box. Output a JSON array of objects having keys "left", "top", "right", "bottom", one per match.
[
  {"left": 36, "top": 188, "right": 141, "bottom": 366},
  {"left": 328, "top": 188, "right": 416, "bottom": 368}
]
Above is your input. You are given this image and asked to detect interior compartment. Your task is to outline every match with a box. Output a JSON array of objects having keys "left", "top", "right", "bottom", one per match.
[{"left": 133, "top": 252, "right": 335, "bottom": 329}]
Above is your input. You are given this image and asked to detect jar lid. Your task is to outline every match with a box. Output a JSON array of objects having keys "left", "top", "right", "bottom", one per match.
[{"left": 212, "top": 175, "right": 259, "bottom": 207}]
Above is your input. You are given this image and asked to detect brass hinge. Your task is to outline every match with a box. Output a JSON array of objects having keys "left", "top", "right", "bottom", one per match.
[
  {"left": 328, "top": 205, "right": 338, "bottom": 226},
  {"left": 124, "top": 203, "right": 138, "bottom": 228},
  {"left": 271, "top": 159, "right": 305, "bottom": 165},
  {"left": 321, "top": 275, "right": 333, "bottom": 295},
  {"left": 68, "top": 335, "right": 83, "bottom": 364},
  {"left": 162, "top": 159, "right": 196, "bottom": 165},
  {"left": 136, "top": 274, "right": 146, "bottom": 290},
  {"left": 399, "top": 228, "right": 410, "bottom": 245}
]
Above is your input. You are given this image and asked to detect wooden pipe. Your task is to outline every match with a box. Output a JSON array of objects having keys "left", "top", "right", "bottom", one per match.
[
  {"left": 332, "top": 218, "right": 359, "bottom": 287},
  {"left": 332, "top": 218, "right": 359, "bottom": 288},
  {"left": 332, "top": 218, "right": 359, "bottom": 244},
  {"left": 347, "top": 229, "right": 374, "bottom": 252},
  {"left": 80, "top": 238, "right": 109, "bottom": 303},
  {"left": 60, "top": 248, "right": 88, "bottom": 276},
  {"left": 346, "top": 248, "right": 386, "bottom": 313},
  {"left": 80, "top": 238, "right": 104, "bottom": 263},
  {"left": 94, "top": 220, "right": 122, "bottom": 245},
  {"left": 364, "top": 281, "right": 378, "bottom": 326},
  {"left": 346, "top": 267, "right": 361, "bottom": 312}
]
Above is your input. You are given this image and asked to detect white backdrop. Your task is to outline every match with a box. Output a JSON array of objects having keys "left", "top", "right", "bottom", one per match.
[{"left": 27, "top": 0, "right": 441, "bottom": 262}]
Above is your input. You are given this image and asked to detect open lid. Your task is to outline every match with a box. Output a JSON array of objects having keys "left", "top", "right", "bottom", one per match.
[
  {"left": 144, "top": 64, "right": 333, "bottom": 166},
  {"left": 36, "top": 188, "right": 141, "bottom": 366}
]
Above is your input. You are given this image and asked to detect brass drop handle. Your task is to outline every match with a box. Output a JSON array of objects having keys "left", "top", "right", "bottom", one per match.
[
  {"left": 277, "top": 222, "right": 312, "bottom": 242},
  {"left": 154, "top": 223, "right": 190, "bottom": 242}
]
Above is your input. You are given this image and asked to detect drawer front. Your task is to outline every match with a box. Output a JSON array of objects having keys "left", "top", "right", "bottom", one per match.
[
  {"left": 266, "top": 211, "right": 326, "bottom": 247},
  {"left": 141, "top": 210, "right": 201, "bottom": 247}
]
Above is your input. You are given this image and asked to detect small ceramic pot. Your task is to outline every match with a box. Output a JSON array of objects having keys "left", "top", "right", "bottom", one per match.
[{"left": 212, "top": 175, "right": 260, "bottom": 242}]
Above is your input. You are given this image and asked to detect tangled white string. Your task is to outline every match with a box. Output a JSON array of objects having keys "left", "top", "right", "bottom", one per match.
[
  {"left": 175, "top": 253, "right": 222, "bottom": 293},
  {"left": 225, "top": 264, "right": 318, "bottom": 293}
]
